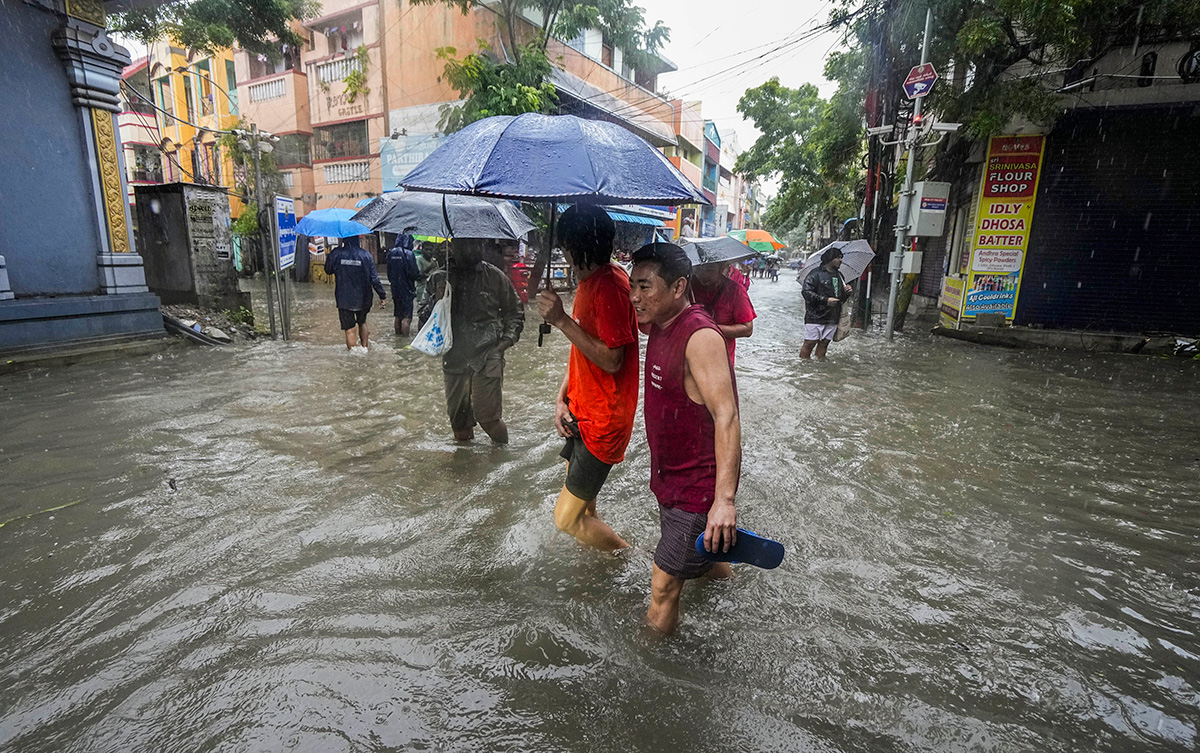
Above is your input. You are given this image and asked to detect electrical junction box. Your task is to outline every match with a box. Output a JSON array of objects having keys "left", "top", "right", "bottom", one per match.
[
  {"left": 909, "top": 181, "right": 951, "bottom": 236},
  {"left": 901, "top": 251, "right": 924, "bottom": 273}
]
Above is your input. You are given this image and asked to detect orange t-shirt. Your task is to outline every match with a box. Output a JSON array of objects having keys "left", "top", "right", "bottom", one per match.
[{"left": 567, "top": 264, "right": 640, "bottom": 465}]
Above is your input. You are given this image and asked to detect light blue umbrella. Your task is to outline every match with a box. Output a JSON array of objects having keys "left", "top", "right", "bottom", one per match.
[{"left": 295, "top": 208, "right": 371, "bottom": 239}]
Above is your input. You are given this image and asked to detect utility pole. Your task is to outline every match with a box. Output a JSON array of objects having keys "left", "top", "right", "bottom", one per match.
[
  {"left": 884, "top": 7, "right": 933, "bottom": 341},
  {"left": 251, "top": 123, "right": 278, "bottom": 340}
]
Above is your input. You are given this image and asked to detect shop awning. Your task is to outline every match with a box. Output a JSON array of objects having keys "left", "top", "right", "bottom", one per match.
[
  {"left": 556, "top": 204, "right": 666, "bottom": 227},
  {"left": 606, "top": 210, "right": 664, "bottom": 226}
]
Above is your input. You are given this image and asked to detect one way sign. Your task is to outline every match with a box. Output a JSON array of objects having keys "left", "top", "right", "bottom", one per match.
[{"left": 903, "top": 63, "right": 938, "bottom": 99}]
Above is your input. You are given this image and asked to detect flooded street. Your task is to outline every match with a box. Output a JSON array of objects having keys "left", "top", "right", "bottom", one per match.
[{"left": 1, "top": 278, "right": 1198, "bottom": 752}]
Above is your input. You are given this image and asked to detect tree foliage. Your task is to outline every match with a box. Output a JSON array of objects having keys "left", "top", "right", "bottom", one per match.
[
  {"left": 414, "top": 0, "right": 668, "bottom": 132},
  {"left": 434, "top": 40, "right": 559, "bottom": 133},
  {"left": 735, "top": 70, "right": 864, "bottom": 239},
  {"left": 110, "top": 0, "right": 319, "bottom": 60},
  {"left": 831, "top": 0, "right": 1200, "bottom": 140}
]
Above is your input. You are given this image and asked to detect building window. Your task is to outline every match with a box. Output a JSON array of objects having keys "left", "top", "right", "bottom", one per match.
[
  {"left": 313, "top": 120, "right": 369, "bottom": 160},
  {"left": 275, "top": 133, "right": 312, "bottom": 166},
  {"left": 156, "top": 76, "right": 173, "bottom": 115},
  {"left": 129, "top": 144, "right": 164, "bottom": 183},
  {"left": 194, "top": 60, "right": 215, "bottom": 116},
  {"left": 182, "top": 76, "right": 196, "bottom": 123},
  {"left": 248, "top": 46, "right": 299, "bottom": 79}
]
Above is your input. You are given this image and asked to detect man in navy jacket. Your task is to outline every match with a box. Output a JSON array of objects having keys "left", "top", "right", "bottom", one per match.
[{"left": 325, "top": 236, "right": 386, "bottom": 350}]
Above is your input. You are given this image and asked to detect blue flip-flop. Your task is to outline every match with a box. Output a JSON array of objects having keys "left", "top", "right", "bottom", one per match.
[{"left": 695, "top": 528, "right": 785, "bottom": 569}]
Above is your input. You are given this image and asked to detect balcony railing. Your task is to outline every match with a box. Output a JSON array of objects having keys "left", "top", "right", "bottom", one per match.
[
  {"left": 130, "top": 168, "right": 164, "bottom": 183},
  {"left": 313, "top": 56, "right": 363, "bottom": 84},
  {"left": 323, "top": 160, "right": 370, "bottom": 184},
  {"left": 248, "top": 78, "right": 287, "bottom": 102}
]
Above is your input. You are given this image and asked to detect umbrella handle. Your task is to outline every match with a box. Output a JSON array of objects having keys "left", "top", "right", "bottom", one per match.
[{"left": 538, "top": 203, "right": 558, "bottom": 347}]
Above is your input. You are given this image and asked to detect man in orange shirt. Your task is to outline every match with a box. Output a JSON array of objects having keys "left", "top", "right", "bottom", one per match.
[{"left": 536, "top": 206, "right": 640, "bottom": 551}]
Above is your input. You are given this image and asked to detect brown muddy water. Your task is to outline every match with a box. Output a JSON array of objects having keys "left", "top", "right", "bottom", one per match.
[{"left": 1, "top": 279, "right": 1197, "bottom": 752}]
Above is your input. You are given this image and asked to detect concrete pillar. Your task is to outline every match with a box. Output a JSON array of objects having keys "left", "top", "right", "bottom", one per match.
[{"left": 52, "top": 10, "right": 150, "bottom": 293}]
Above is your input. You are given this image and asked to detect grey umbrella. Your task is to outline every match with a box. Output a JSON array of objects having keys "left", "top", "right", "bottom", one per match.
[
  {"left": 678, "top": 236, "right": 758, "bottom": 266},
  {"left": 797, "top": 240, "right": 876, "bottom": 282},
  {"left": 350, "top": 193, "right": 404, "bottom": 229},
  {"left": 355, "top": 191, "right": 536, "bottom": 240}
]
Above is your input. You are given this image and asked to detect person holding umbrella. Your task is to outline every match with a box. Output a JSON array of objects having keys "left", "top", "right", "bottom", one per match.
[
  {"left": 800, "top": 245, "right": 853, "bottom": 360},
  {"left": 324, "top": 234, "right": 386, "bottom": 350},
  {"left": 425, "top": 238, "right": 525, "bottom": 443},
  {"left": 299, "top": 209, "right": 385, "bottom": 351},
  {"left": 535, "top": 206, "right": 639, "bottom": 552},
  {"left": 691, "top": 261, "right": 756, "bottom": 365}
]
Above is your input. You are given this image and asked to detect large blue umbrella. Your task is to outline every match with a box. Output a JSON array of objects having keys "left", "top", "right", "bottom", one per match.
[
  {"left": 401, "top": 113, "right": 709, "bottom": 206},
  {"left": 295, "top": 208, "right": 371, "bottom": 238}
]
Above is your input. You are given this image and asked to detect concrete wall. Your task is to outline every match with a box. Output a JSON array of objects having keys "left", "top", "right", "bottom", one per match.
[{"left": 0, "top": 3, "right": 101, "bottom": 295}]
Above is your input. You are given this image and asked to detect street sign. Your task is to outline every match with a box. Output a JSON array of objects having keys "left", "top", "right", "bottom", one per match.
[
  {"left": 903, "top": 63, "right": 938, "bottom": 99},
  {"left": 274, "top": 195, "right": 296, "bottom": 271}
]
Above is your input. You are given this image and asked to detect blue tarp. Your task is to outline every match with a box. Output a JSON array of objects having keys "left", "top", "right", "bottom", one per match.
[{"left": 606, "top": 210, "right": 664, "bottom": 227}]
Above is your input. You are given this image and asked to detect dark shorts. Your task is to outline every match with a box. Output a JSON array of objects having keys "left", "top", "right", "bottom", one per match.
[
  {"left": 653, "top": 505, "right": 714, "bottom": 580},
  {"left": 443, "top": 352, "right": 504, "bottom": 430},
  {"left": 338, "top": 307, "right": 370, "bottom": 331},
  {"left": 559, "top": 435, "right": 614, "bottom": 501},
  {"left": 392, "top": 294, "right": 415, "bottom": 320}
]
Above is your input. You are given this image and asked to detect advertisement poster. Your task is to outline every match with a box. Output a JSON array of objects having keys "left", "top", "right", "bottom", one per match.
[
  {"left": 274, "top": 195, "right": 297, "bottom": 271},
  {"left": 939, "top": 277, "right": 965, "bottom": 328},
  {"left": 962, "top": 135, "right": 1045, "bottom": 320}
]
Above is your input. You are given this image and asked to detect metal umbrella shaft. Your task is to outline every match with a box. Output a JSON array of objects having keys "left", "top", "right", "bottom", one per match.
[{"left": 538, "top": 203, "right": 557, "bottom": 347}]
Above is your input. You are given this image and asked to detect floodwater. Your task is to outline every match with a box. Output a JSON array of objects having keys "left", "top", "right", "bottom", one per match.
[{"left": 1, "top": 278, "right": 1197, "bottom": 753}]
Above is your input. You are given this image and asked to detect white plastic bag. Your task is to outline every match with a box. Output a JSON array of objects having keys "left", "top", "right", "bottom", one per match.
[{"left": 411, "top": 283, "right": 453, "bottom": 355}]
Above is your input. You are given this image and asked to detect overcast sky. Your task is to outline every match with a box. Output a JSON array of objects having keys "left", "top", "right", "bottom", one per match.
[{"left": 638, "top": 0, "right": 843, "bottom": 157}]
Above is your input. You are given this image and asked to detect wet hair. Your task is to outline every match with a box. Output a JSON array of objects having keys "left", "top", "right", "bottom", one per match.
[
  {"left": 558, "top": 205, "right": 615, "bottom": 268},
  {"left": 821, "top": 246, "right": 844, "bottom": 265},
  {"left": 632, "top": 242, "right": 691, "bottom": 285}
]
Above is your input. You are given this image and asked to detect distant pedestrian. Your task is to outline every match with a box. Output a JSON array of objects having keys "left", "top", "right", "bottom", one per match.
[
  {"left": 800, "top": 246, "right": 853, "bottom": 360},
  {"left": 386, "top": 230, "right": 421, "bottom": 336},
  {"left": 325, "top": 235, "right": 386, "bottom": 350},
  {"left": 629, "top": 243, "right": 741, "bottom": 635},
  {"left": 536, "top": 206, "right": 639, "bottom": 553},
  {"left": 425, "top": 238, "right": 524, "bottom": 443},
  {"left": 690, "top": 261, "right": 756, "bottom": 365}
]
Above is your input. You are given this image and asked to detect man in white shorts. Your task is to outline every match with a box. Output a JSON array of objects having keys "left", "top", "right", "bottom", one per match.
[{"left": 800, "top": 246, "right": 853, "bottom": 360}]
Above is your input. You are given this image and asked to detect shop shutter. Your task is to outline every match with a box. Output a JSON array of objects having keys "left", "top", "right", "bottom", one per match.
[{"left": 1017, "top": 106, "right": 1200, "bottom": 333}]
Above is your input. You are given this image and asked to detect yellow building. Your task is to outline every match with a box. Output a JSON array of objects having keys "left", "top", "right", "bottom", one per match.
[{"left": 119, "top": 43, "right": 245, "bottom": 216}]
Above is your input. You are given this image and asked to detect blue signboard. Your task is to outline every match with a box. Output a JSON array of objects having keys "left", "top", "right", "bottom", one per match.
[{"left": 275, "top": 195, "right": 296, "bottom": 270}]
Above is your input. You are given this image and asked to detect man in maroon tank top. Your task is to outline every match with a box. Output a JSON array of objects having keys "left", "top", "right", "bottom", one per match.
[{"left": 630, "top": 243, "right": 742, "bottom": 635}]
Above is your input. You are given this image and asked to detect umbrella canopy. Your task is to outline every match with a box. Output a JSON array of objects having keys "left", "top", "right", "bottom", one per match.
[
  {"left": 350, "top": 193, "right": 404, "bottom": 228},
  {"left": 360, "top": 191, "right": 536, "bottom": 240},
  {"left": 726, "top": 228, "right": 786, "bottom": 253},
  {"left": 401, "top": 113, "right": 709, "bottom": 206},
  {"left": 797, "top": 240, "right": 876, "bottom": 283},
  {"left": 678, "top": 236, "right": 757, "bottom": 266},
  {"left": 295, "top": 208, "right": 371, "bottom": 239}
]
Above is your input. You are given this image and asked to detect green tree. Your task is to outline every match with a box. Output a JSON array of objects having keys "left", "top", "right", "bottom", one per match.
[
  {"left": 829, "top": 0, "right": 1200, "bottom": 140},
  {"left": 414, "top": 0, "right": 669, "bottom": 132},
  {"left": 735, "top": 74, "right": 864, "bottom": 240},
  {"left": 110, "top": 0, "right": 319, "bottom": 60}
]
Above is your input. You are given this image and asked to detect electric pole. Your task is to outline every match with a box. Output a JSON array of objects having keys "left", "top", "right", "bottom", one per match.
[
  {"left": 884, "top": 6, "right": 933, "bottom": 341},
  {"left": 250, "top": 123, "right": 278, "bottom": 340}
]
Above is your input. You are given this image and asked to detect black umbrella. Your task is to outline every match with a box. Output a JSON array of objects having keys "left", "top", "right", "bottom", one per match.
[{"left": 678, "top": 236, "right": 758, "bottom": 266}]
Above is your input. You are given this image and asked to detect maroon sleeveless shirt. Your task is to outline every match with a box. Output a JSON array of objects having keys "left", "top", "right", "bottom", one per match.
[{"left": 644, "top": 305, "right": 737, "bottom": 513}]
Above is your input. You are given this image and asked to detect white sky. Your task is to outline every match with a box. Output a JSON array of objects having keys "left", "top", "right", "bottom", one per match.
[{"left": 639, "top": 0, "right": 843, "bottom": 158}]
